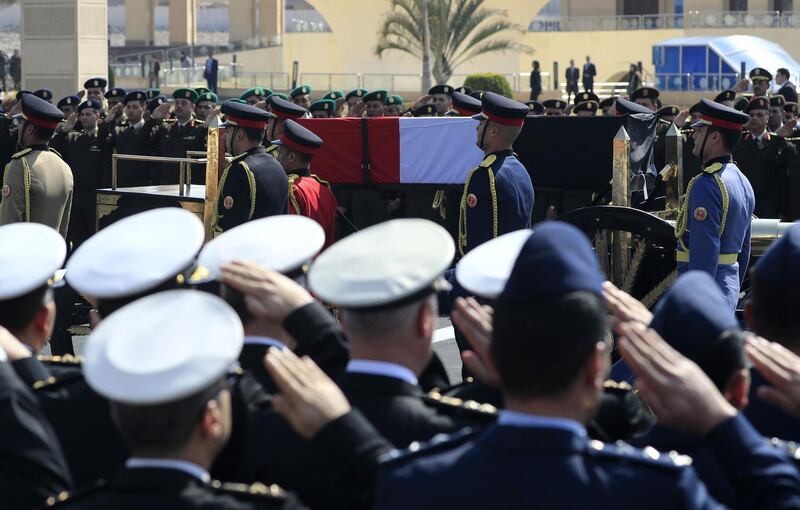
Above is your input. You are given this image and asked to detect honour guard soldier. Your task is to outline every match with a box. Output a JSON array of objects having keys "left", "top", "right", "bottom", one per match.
[
  {"left": 734, "top": 96, "right": 788, "bottom": 219},
  {"left": 142, "top": 87, "right": 208, "bottom": 185},
  {"left": 49, "top": 99, "right": 105, "bottom": 247},
  {"left": 345, "top": 88, "right": 368, "bottom": 118},
  {"left": 213, "top": 101, "right": 288, "bottom": 235},
  {"left": 104, "top": 87, "right": 126, "bottom": 111},
  {"left": 195, "top": 91, "right": 218, "bottom": 120},
  {"left": 309, "top": 99, "right": 335, "bottom": 118},
  {"left": 83, "top": 77, "right": 107, "bottom": 104},
  {"left": 56, "top": 95, "right": 80, "bottom": 118},
  {"left": 428, "top": 84, "right": 453, "bottom": 115},
  {"left": 459, "top": 91, "right": 533, "bottom": 256},
  {"left": 240, "top": 87, "right": 266, "bottom": 106},
  {"left": 542, "top": 98, "right": 566, "bottom": 116},
  {"left": 676, "top": 98, "right": 755, "bottom": 310},
  {"left": 100, "top": 90, "right": 153, "bottom": 187},
  {"left": 363, "top": 90, "right": 388, "bottom": 118},
  {"left": 749, "top": 67, "right": 772, "bottom": 98},
  {"left": 308, "top": 219, "right": 496, "bottom": 448},
  {"left": 714, "top": 89, "right": 736, "bottom": 108},
  {"left": 290, "top": 84, "right": 313, "bottom": 109},
  {"left": 0, "top": 94, "right": 73, "bottom": 238},
  {"left": 265, "top": 95, "right": 307, "bottom": 157},
  {"left": 57, "top": 290, "right": 305, "bottom": 509},
  {"left": 384, "top": 95, "right": 404, "bottom": 117},
  {"left": 273, "top": 119, "right": 337, "bottom": 248}
]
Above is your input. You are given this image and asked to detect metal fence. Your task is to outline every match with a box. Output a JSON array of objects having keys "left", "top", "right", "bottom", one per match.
[
  {"left": 530, "top": 10, "right": 800, "bottom": 32},
  {"left": 655, "top": 73, "right": 740, "bottom": 92}
]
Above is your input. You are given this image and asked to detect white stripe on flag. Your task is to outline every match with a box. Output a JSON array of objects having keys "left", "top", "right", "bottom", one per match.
[
  {"left": 398, "top": 117, "right": 484, "bottom": 184},
  {"left": 433, "top": 326, "right": 455, "bottom": 344}
]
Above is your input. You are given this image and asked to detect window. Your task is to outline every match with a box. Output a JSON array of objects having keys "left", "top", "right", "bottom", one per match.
[
  {"left": 728, "top": 0, "right": 748, "bottom": 11},
  {"left": 622, "top": 0, "right": 659, "bottom": 15},
  {"left": 771, "top": 0, "right": 793, "bottom": 11}
]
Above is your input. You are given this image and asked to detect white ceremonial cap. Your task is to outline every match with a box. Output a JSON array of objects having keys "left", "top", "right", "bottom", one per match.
[
  {"left": 192, "top": 215, "right": 324, "bottom": 283},
  {"left": 84, "top": 290, "right": 243, "bottom": 404},
  {"left": 455, "top": 229, "right": 532, "bottom": 299},
  {"left": 308, "top": 218, "right": 454, "bottom": 309},
  {"left": 66, "top": 208, "right": 204, "bottom": 299},
  {"left": 0, "top": 223, "right": 66, "bottom": 300}
]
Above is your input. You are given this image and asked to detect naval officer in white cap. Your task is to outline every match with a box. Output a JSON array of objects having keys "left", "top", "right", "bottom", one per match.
[
  {"left": 63, "top": 290, "right": 305, "bottom": 509},
  {"left": 192, "top": 215, "right": 348, "bottom": 392},
  {"left": 307, "top": 218, "right": 496, "bottom": 449}
]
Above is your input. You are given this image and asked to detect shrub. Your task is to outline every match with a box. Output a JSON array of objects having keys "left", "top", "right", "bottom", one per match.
[{"left": 463, "top": 73, "right": 513, "bottom": 97}]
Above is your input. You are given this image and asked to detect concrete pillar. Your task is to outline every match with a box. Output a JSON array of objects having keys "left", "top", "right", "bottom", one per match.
[
  {"left": 21, "top": 0, "right": 108, "bottom": 100},
  {"left": 125, "top": 0, "right": 155, "bottom": 46},
  {"left": 169, "top": 0, "right": 197, "bottom": 46},
  {"left": 229, "top": 0, "right": 257, "bottom": 45},
  {"left": 259, "top": 0, "right": 284, "bottom": 46}
]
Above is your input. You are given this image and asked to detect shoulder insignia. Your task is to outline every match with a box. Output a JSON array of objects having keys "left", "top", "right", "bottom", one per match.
[
  {"left": 49, "top": 147, "right": 64, "bottom": 160},
  {"left": 693, "top": 207, "right": 707, "bottom": 222},
  {"left": 45, "top": 479, "right": 106, "bottom": 507},
  {"left": 37, "top": 354, "right": 83, "bottom": 365},
  {"left": 378, "top": 427, "right": 481, "bottom": 467},
  {"left": 266, "top": 144, "right": 279, "bottom": 158},
  {"left": 603, "top": 380, "right": 633, "bottom": 391},
  {"left": 770, "top": 437, "right": 800, "bottom": 460},
  {"left": 424, "top": 389, "right": 497, "bottom": 416},
  {"left": 11, "top": 147, "right": 31, "bottom": 159},
  {"left": 480, "top": 154, "right": 497, "bottom": 168},
  {"left": 587, "top": 440, "right": 693, "bottom": 470},
  {"left": 210, "top": 480, "right": 286, "bottom": 499},
  {"left": 32, "top": 371, "right": 84, "bottom": 391},
  {"left": 703, "top": 162, "right": 723, "bottom": 174}
]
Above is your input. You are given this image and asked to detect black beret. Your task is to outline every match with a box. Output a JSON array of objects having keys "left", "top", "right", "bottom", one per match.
[
  {"left": 57, "top": 95, "right": 80, "bottom": 108},
  {"left": 574, "top": 91, "right": 599, "bottom": 105},
  {"left": 542, "top": 99, "right": 567, "bottom": 111},
  {"left": 785, "top": 102, "right": 799, "bottom": 115},
  {"left": 32, "top": 89, "right": 53, "bottom": 102},
  {"left": 345, "top": 89, "right": 368, "bottom": 100},
  {"left": 84, "top": 77, "right": 108, "bottom": 89},
  {"left": 770, "top": 95, "right": 786, "bottom": 108},
  {"left": 124, "top": 91, "right": 147, "bottom": 104},
  {"left": 147, "top": 95, "right": 169, "bottom": 113},
  {"left": 713, "top": 90, "right": 736, "bottom": 103},
  {"left": 598, "top": 96, "right": 617, "bottom": 109},
  {"left": 573, "top": 101, "right": 598, "bottom": 114},
  {"left": 412, "top": 104, "right": 437, "bottom": 117},
  {"left": 733, "top": 96, "right": 750, "bottom": 112},
  {"left": 745, "top": 96, "right": 769, "bottom": 113},
  {"left": 454, "top": 86, "right": 472, "bottom": 95},
  {"left": 272, "top": 119, "right": 323, "bottom": 155},
  {"left": 524, "top": 101, "right": 544, "bottom": 115},
  {"left": 614, "top": 98, "right": 654, "bottom": 115},
  {"left": 657, "top": 105, "right": 680, "bottom": 118},
  {"left": 105, "top": 88, "right": 127, "bottom": 99},
  {"left": 428, "top": 84, "right": 454, "bottom": 96},
  {"left": 630, "top": 87, "right": 660, "bottom": 102},
  {"left": 77, "top": 99, "right": 102, "bottom": 113}
]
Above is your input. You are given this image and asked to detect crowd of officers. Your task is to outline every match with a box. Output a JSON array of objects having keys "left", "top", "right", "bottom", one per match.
[{"left": 2, "top": 71, "right": 800, "bottom": 509}]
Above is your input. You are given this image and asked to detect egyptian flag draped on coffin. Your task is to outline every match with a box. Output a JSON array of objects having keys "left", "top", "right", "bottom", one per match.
[{"left": 296, "top": 117, "right": 484, "bottom": 185}]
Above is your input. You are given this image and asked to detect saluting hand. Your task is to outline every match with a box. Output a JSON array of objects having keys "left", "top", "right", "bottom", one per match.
[
  {"left": 104, "top": 103, "right": 123, "bottom": 124},
  {"left": 452, "top": 297, "right": 501, "bottom": 388},
  {"left": 61, "top": 112, "right": 78, "bottom": 133},
  {"left": 777, "top": 119, "right": 797, "bottom": 138},
  {"left": 732, "top": 78, "right": 750, "bottom": 93},
  {"left": 673, "top": 109, "right": 691, "bottom": 129},
  {"left": 602, "top": 281, "right": 652, "bottom": 326},
  {"left": 746, "top": 336, "right": 800, "bottom": 418},
  {"left": 150, "top": 102, "right": 172, "bottom": 121},
  {"left": 76, "top": 90, "right": 86, "bottom": 99},
  {"left": 0, "top": 326, "right": 32, "bottom": 361},
  {"left": 412, "top": 94, "right": 433, "bottom": 111},
  {"left": 264, "top": 347, "right": 352, "bottom": 440}
]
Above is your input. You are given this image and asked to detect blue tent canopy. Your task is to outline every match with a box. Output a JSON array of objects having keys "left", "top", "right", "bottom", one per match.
[{"left": 652, "top": 35, "right": 800, "bottom": 91}]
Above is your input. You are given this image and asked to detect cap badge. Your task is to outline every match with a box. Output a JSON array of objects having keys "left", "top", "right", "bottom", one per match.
[
  {"left": 642, "top": 89, "right": 649, "bottom": 97},
  {"left": 444, "top": 87, "right": 450, "bottom": 93},
  {"left": 323, "top": 103, "right": 329, "bottom": 110},
  {"left": 185, "top": 91, "right": 191, "bottom": 98},
  {"left": 93, "top": 80, "right": 99, "bottom": 87},
  {"left": 754, "top": 69, "right": 761, "bottom": 75},
  {"left": 693, "top": 207, "right": 707, "bottom": 222},
  {"left": 357, "top": 90, "right": 362, "bottom": 96}
]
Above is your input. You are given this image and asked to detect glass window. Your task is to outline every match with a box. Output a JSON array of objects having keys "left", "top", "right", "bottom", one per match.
[{"left": 728, "top": 0, "right": 748, "bottom": 11}]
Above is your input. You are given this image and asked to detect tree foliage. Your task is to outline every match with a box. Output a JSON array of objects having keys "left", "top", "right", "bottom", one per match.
[
  {"left": 464, "top": 73, "right": 513, "bottom": 97},
  {"left": 375, "top": 0, "right": 530, "bottom": 84}
]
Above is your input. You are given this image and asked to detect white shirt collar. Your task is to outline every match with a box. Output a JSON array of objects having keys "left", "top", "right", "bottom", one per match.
[
  {"left": 754, "top": 130, "right": 767, "bottom": 142},
  {"left": 176, "top": 118, "right": 192, "bottom": 127},
  {"left": 243, "top": 335, "right": 287, "bottom": 350},
  {"left": 497, "top": 410, "right": 587, "bottom": 438},
  {"left": 346, "top": 359, "right": 418, "bottom": 386},
  {"left": 125, "top": 458, "right": 210, "bottom": 483},
  {"left": 130, "top": 119, "right": 145, "bottom": 130}
]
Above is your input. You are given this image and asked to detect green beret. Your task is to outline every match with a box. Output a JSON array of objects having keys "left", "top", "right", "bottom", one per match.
[
  {"left": 194, "top": 87, "right": 211, "bottom": 96},
  {"left": 290, "top": 85, "right": 312, "bottom": 97},
  {"left": 346, "top": 89, "right": 369, "bottom": 100},
  {"left": 310, "top": 99, "right": 336, "bottom": 113},
  {"left": 240, "top": 87, "right": 265, "bottom": 100},
  {"left": 228, "top": 98, "right": 247, "bottom": 104},
  {"left": 385, "top": 95, "right": 404, "bottom": 106},
  {"left": 323, "top": 90, "right": 344, "bottom": 100},
  {"left": 363, "top": 90, "right": 388, "bottom": 103},
  {"left": 173, "top": 88, "right": 199, "bottom": 102},
  {"left": 195, "top": 92, "right": 219, "bottom": 105},
  {"left": 259, "top": 87, "right": 274, "bottom": 97},
  {"left": 267, "top": 92, "right": 289, "bottom": 101}
]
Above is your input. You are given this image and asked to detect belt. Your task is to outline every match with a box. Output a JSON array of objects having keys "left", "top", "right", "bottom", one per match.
[{"left": 676, "top": 250, "right": 737, "bottom": 265}]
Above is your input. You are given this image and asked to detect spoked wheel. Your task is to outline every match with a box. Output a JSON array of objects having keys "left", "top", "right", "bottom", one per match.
[{"left": 557, "top": 206, "right": 677, "bottom": 308}]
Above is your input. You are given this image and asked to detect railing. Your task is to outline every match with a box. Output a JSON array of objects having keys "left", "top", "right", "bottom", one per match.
[
  {"left": 529, "top": 10, "right": 800, "bottom": 32},
  {"left": 655, "top": 73, "right": 741, "bottom": 92}
]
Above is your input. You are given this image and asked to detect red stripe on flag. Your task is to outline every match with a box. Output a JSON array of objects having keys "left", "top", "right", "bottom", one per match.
[
  {"left": 365, "top": 117, "right": 400, "bottom": 184},
  {"left": 297, "top": 118, "right": 364, "bottom": 184}
]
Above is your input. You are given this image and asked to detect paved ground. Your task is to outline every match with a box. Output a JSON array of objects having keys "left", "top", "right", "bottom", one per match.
[{"left": 43, "top": 317, "right": 464, "bottom": 385}]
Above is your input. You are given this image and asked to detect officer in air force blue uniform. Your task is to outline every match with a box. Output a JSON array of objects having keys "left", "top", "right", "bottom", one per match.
[
  {"left": 675, "top": 98, "right": 755, "bottom": 311},
  {"left": 458, "top": 91, "right": 534, "bottom": 256},
  {"left": 376, "top": 221, "right": 800, "bottom": 510}
]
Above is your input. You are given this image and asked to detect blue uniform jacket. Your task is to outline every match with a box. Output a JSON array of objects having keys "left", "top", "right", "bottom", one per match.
[
  {"left": 676, "top": 156, "right": 755, "bottom": 310},
  {"left": 376, "top": 414, "right": 800, "bottom": 510},
  {"left": 745, "top": 369, "right": 800, "bottom": 443},
  {"left": 458, "top": 149, "right": 533, "bottom": 256}
]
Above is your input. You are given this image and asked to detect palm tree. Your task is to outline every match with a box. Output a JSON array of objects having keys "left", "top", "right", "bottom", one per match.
[{"left": 375, "top": 0, "right": 530, "bottom": 86}]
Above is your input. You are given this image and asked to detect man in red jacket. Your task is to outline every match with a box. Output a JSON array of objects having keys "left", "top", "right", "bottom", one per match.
[{"left": 272, "top": 119, "right": 337, "bottom": 248}]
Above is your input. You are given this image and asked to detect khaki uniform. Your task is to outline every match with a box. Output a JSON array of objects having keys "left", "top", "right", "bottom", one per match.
[{"left": 0, "top": 145, "right": 73, "bottom": 238}]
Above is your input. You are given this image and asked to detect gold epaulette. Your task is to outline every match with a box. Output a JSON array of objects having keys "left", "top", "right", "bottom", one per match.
[
  {"left": 209, "top": 480, "right": 286, "bottom": 498},
  {"left": 44, "top": 490, "right": 71, "bottom": 507},
  {"left": 32, "top": 376, "right": 58, "bottom": 390},
  {"left": 11, "top": 147, "right": 31, "bottom": 159},
  {"left": 31, "top": 371, "right": 84, "bottom": 391},
  {"left": 603, "top": 380, "right": 633, "bottom": 391},
  {"left": 37, "top": 354, "right": 83, "bottom": 365},
  {"left": 266, "top": 144, "right": 279, "bottom": 158},
  {"left": 703, "top": 162, "right": 723, "bottom": 174},
  {"left": 424, "top": 389, "right": 497, "bottom": 416}
]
